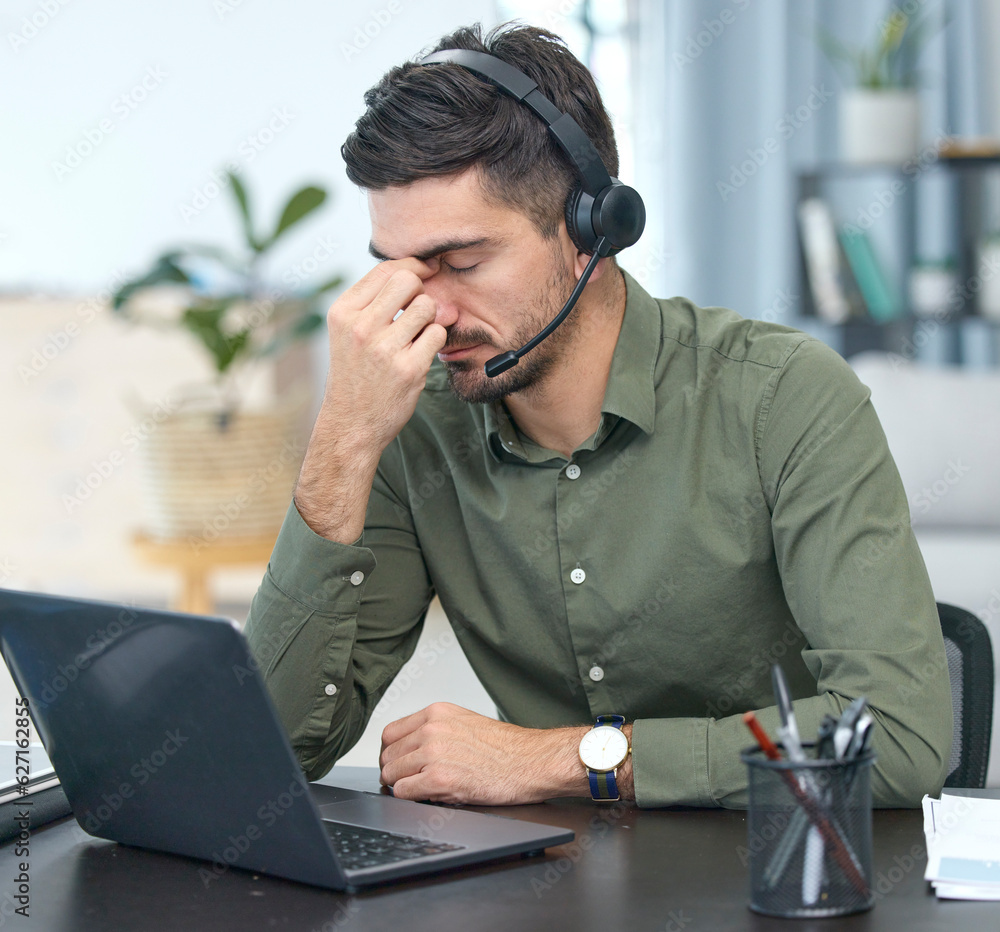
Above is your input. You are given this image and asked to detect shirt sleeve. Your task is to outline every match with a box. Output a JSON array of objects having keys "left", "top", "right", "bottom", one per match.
[
  {"left": 244, "top": 448, "right": 434, "bottom": 781},
  {"left": 630, "top": 339, "right": 953, "bottom": 809}
]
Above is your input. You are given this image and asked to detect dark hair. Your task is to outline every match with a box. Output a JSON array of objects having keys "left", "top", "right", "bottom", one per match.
[{"left": 341, "top": 22, "right": 619, "bottom": 239}]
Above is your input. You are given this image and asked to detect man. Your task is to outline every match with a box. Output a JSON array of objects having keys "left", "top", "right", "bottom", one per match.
[{"left": 245, "top": 23, "right": 951, "bottom": 809}]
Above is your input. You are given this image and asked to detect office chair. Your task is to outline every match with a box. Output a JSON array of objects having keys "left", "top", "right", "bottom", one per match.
[{"left": 939, "top": 602, "right": 994, "bottom": 788}]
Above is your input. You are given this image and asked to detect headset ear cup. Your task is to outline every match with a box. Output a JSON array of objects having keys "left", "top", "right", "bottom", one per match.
[{"left": 563, "top": 183, "right": 594, "bottom": 255}]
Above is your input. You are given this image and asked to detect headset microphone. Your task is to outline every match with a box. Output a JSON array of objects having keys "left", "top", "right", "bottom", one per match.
[
  {"left": 417, "top": 48, "right": 645, "bottom": 378},
  {"left": 483, "top": 241, "right": 606, "bottom": 377}
]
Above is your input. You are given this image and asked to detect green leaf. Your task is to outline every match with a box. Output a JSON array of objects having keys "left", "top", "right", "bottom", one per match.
[
  {"left": 180, "top": 302, "right": 252, "bottom": 374},
  {"left": 112, "top": 251, "right": 190, "bottom": 311},
  {"left": 227, "top": 170, "right": 261, "bottom": 252},
  {"left": 263, "top": 185, "right": 327, "bottom": 250},
  {"left": 256, "top": 312, "right": 325, "bottom": 358}
]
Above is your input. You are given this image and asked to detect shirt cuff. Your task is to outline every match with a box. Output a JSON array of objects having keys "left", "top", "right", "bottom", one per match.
[
  {"left": 267, "top": 500, "right": 377, "bottom": 612},
  {"left": 631, "top": 717, "right": 714, "bottom": 808}
]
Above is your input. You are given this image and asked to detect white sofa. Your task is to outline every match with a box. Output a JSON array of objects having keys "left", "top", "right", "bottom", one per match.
[{"left": 851, "top": 352, "right": 1000, "bottom": 785}]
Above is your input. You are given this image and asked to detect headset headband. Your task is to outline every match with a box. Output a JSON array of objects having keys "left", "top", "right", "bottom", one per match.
[{"left": 418, "top": 49, "right": 612, "bottom": 196}]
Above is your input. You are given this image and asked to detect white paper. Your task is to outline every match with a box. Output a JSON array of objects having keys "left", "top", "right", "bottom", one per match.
[{"left": 922, "top": 792, "right": 1000, "bottom": 899}]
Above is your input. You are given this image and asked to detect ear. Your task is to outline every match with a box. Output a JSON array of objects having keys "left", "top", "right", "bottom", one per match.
[{"left": 573, "top": 249, "right": 611, "bottom": 282}]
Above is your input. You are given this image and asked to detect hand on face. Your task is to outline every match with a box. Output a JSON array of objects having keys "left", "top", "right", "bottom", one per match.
[{"left": 322, "top": 257, "right": 447, "bottom": 457}]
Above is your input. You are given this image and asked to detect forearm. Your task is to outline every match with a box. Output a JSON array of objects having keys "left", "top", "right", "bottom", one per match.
[
  {"left": 630, "top": 678, "right": 950, "bottom": 810},
  {"left": 294, "top": 409, "right": 381, "bottom": 544},
  {"left": 379, "top": 706, "right": 635, "bottom": 805},
  {"left": 245, "top": 496, "right": 433, "bottom": 780}
]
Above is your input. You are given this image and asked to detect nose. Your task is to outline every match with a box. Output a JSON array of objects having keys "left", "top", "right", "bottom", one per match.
[{"left": 421, "top": 274, "right": 460, "bottom": 330}]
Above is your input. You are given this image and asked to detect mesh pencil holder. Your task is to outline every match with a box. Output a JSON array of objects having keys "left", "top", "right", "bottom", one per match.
[{"left": 740, "top": 745, "right": 876, "bottom": 918}]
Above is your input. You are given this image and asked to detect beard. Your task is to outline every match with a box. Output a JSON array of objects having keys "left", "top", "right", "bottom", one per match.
[{"left": 441, "top": 256, "right": 577, "bottom": 405}]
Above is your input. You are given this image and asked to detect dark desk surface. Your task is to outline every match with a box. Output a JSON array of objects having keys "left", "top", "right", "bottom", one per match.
[{"left": 2, "top": 766, "right": 994, "bottom": 931}]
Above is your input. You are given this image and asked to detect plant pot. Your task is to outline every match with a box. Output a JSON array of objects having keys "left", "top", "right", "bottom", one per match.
[
  {"left": 840, "top": 89, "right": 920, "bottom": 164},
  {"left": 138, "top": 401, "right": 303, "bottom": 544}
]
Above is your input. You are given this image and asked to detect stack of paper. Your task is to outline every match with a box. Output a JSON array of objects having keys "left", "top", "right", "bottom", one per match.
[{"left": 923, "top": 792, "right": 1000, "bottom": 899}]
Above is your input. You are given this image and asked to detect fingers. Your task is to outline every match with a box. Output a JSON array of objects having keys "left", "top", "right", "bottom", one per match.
[{"left": 341, "top": 257, "right": 435, "bottom": 311}]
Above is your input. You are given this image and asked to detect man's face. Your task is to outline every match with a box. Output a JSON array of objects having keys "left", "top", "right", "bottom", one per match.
[{"left": 368, "top": 170, "right": 577, "bottom": 404}]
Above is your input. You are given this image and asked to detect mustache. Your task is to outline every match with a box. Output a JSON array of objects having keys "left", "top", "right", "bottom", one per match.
[{"left": 440, "top": 326, "right": 495, "bottom": 352}]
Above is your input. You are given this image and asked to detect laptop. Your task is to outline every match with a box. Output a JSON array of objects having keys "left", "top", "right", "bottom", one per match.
[{"left": 0, "top": 589, "right": 574, "bottom": 891}]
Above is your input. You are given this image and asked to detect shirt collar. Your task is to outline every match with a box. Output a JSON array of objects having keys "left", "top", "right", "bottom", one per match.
[{"left": 484, "top": 268, "right": 661, "bottom": 462}]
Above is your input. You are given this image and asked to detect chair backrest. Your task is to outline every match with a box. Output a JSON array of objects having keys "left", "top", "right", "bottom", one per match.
[{"left": 939, "top": 602, "right": 994, "bottom": 788}]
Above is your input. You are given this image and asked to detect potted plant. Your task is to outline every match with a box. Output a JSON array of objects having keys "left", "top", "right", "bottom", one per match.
[
  {"left": 819, "top": 6, "right": 941, "bottom": 164},
  {"left": 112, "top": 170, "right": 342, "bottom": 544}
]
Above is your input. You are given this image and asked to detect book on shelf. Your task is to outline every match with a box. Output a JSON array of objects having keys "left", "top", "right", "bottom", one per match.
[
  {"left": 838, "top": 228, "right": 903, "bottom": 323},
  {"left": 797, "top": 198, "right": 865, "bottom": 324}
]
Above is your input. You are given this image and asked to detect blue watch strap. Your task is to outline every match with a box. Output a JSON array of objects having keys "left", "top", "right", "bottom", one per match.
[{"left": 587, "top": 715, "right": 626, "bottom": 801}]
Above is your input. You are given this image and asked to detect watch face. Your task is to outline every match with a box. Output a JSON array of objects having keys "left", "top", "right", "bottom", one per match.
[{"left": 579, "top": 725, "right": 629, "bottom": 771}]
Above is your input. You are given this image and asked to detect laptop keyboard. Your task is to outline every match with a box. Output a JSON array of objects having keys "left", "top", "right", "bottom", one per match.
[{"left": 324, "top": 822, "right": 466, "bottom": 871}]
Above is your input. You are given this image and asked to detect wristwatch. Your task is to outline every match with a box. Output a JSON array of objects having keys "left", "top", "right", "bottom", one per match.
[{"left": 578, "top": 714, "right": 630, "bottom": 801}]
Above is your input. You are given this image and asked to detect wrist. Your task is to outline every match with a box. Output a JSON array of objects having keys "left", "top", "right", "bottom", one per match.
[
  {"left": 522, "top": 722, "right": 635, "bottom": 802},
  {"left": 294, "top": 422, "right": 382, "bottom": 543},
  {"left": 578, "top": 717, "right": 634, "bottom": 802}
]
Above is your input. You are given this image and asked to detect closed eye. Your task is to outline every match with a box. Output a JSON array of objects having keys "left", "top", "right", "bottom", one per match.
[{"left": 442, "top": 260, "right": 479, "bottom": 275}]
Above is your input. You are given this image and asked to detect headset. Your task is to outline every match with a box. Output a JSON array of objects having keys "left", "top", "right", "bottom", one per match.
[{"left": 416, "top": 48, "right": 645, "bottom": 377}]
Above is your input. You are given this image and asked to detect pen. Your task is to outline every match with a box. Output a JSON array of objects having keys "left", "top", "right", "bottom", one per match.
[
  {"left": 771, "top": 665, "right": 821, "bottom": 904},
  {"left": 771, "top": 665, "right": 805, "bottom": 762},
  {"left": 763, "top": 707, "right": 874, "bottom": 891},
  {"left": 743, "top": 711, "right": 870, "bottom": 899},
  {"left": 834, "top": 697, "right": 869, "bottom": 761}
]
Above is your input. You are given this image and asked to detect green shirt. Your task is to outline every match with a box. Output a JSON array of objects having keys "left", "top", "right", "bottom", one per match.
[{"left": 245, "top": 271, "right": 951, "bottom": 808}]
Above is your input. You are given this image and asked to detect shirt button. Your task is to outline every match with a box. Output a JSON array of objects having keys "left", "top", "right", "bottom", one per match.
[
  {"left": 589, "top": 666, "right": 605, "bottom": 682},
  {"left": 565, "top": 464, "right": 581, "bottom": 480},
  {"left": 570, "top": 567, "right": 586, "bottom": 584},
  {"left": 349, "top": 571, "right": 365, "bottom": 586},
  {"left": 324, "top": 684, "right": 337, "bottom": 696}
]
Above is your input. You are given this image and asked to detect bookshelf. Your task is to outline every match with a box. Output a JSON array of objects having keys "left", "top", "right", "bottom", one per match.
[{"left": 792, "top": 153, "right": 1000, "bottom": 367}]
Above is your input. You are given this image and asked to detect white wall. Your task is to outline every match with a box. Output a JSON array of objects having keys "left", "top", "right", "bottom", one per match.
[{"left": 0, "top": 0, "right": 497, "bottom": 295}]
